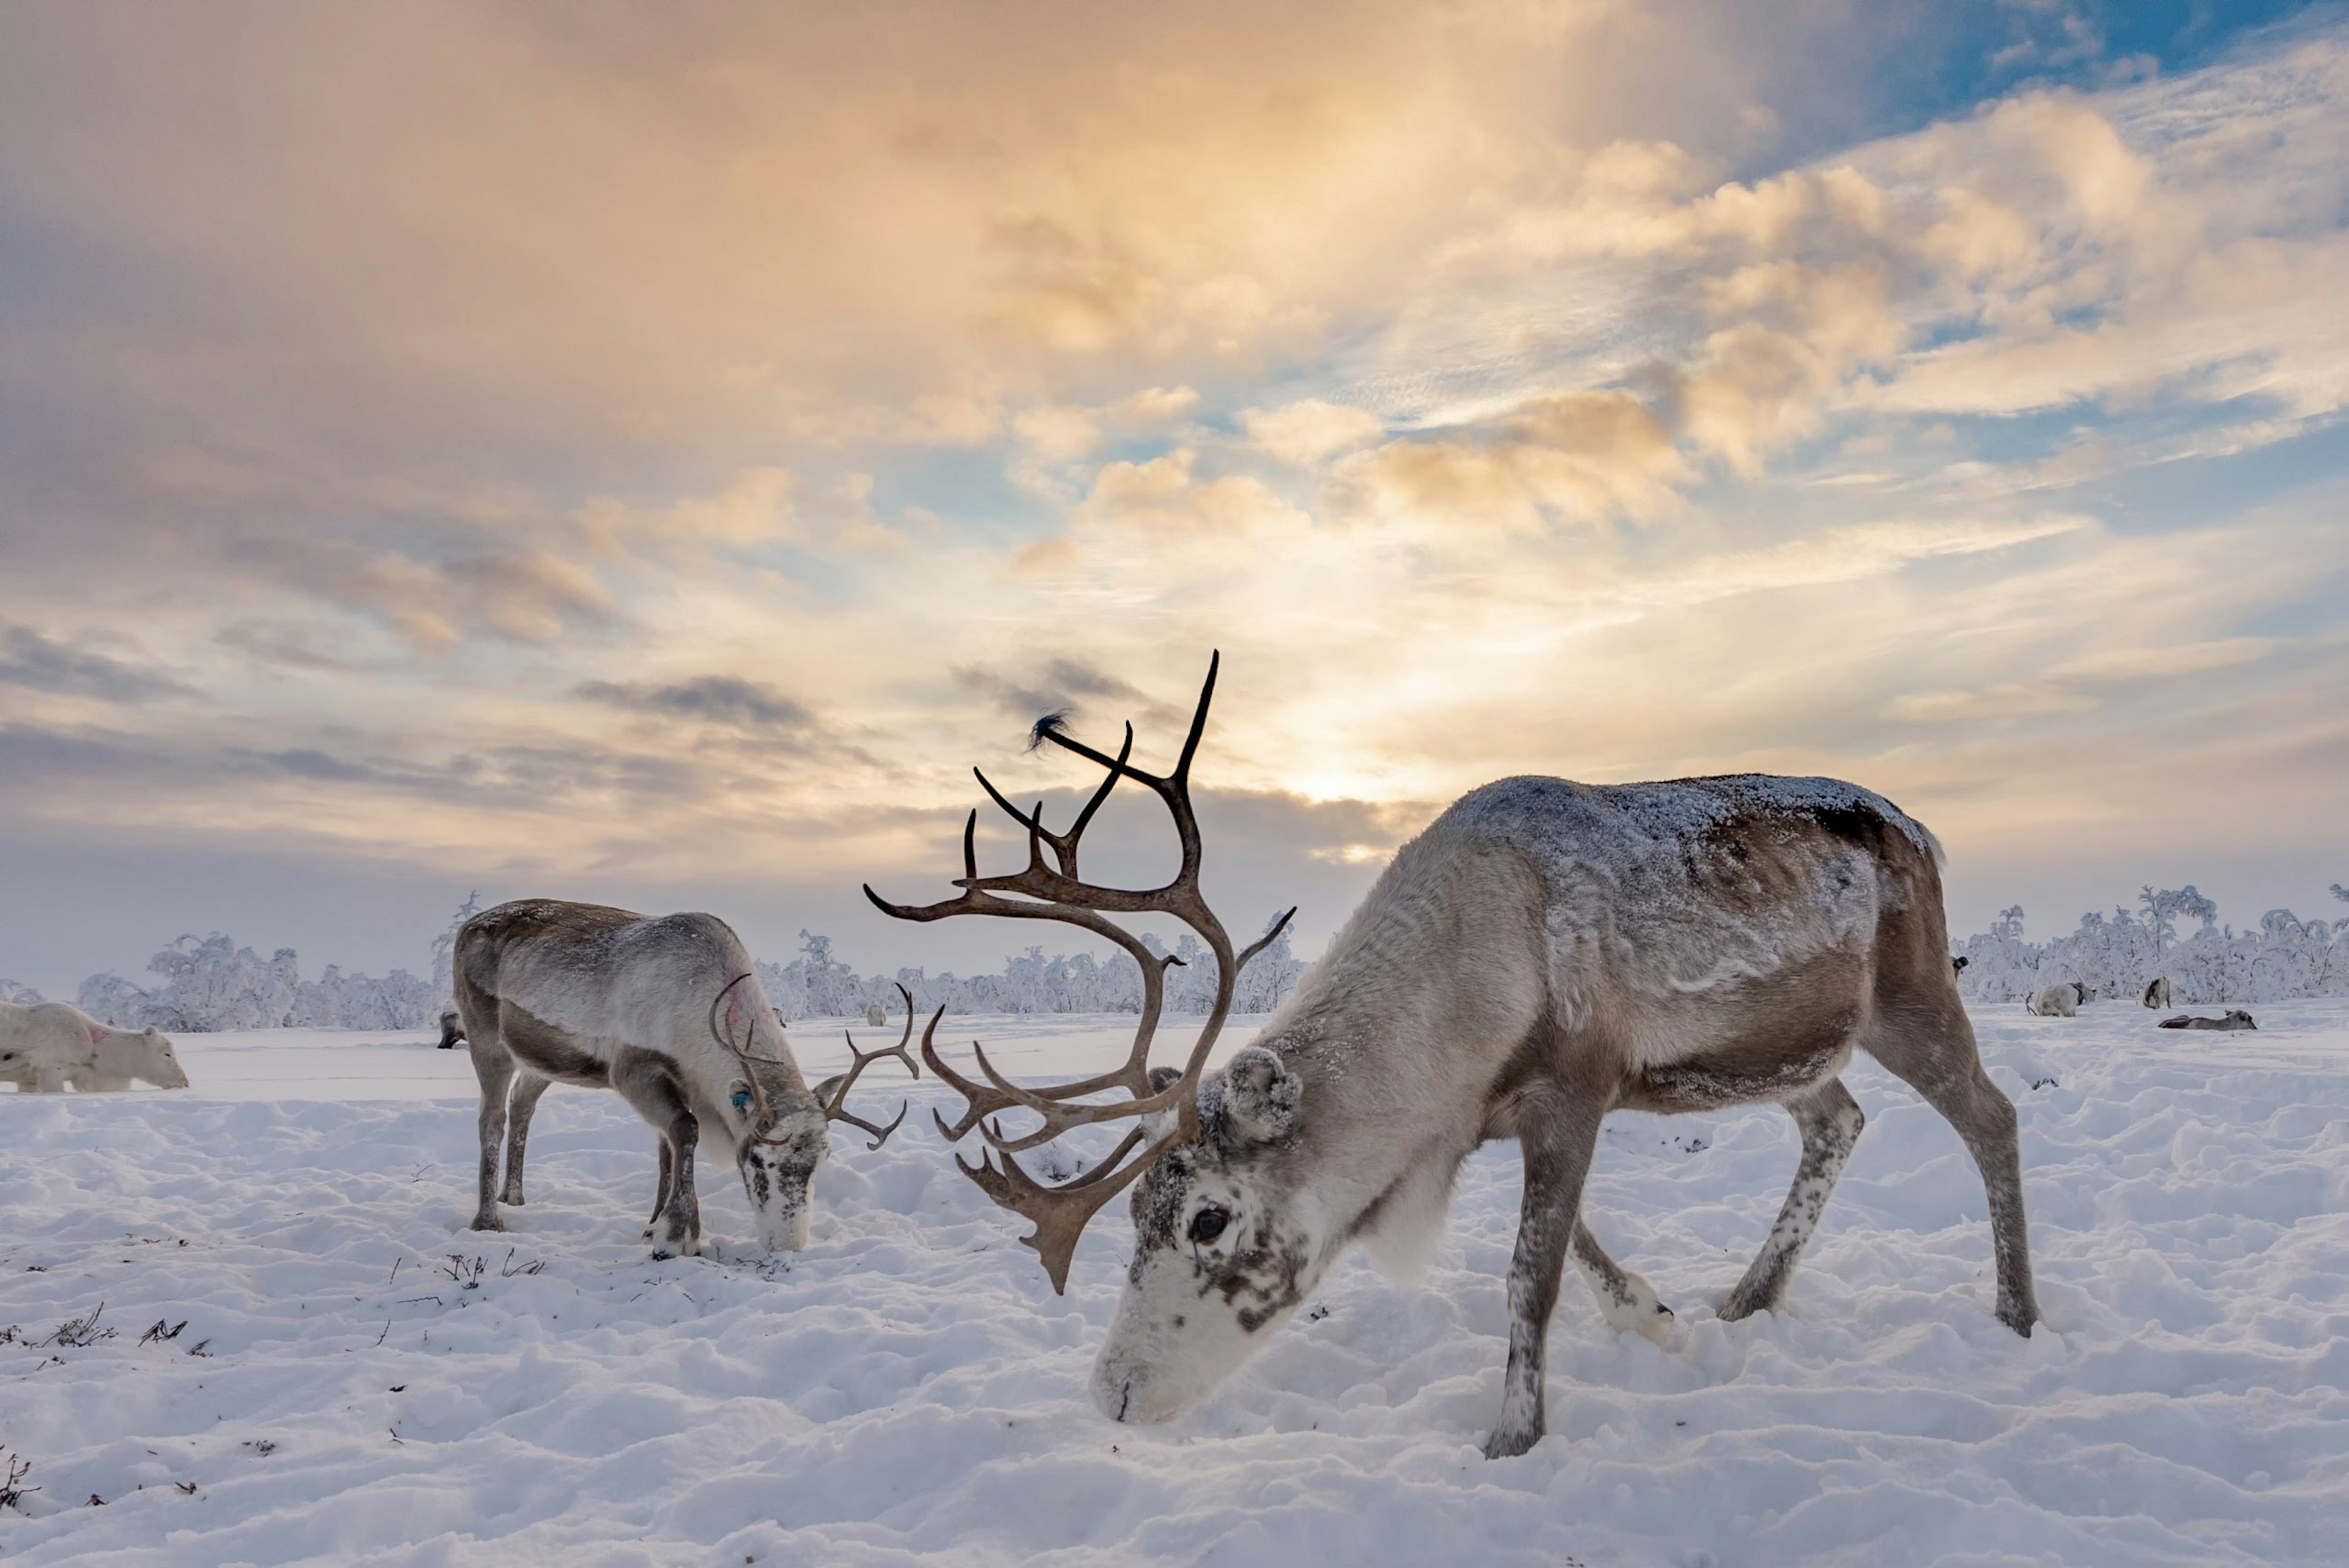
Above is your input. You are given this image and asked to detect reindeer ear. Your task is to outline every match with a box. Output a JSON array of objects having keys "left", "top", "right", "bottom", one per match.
[
  {"left": 1218, "top": 1047, "right": 1302, "bottom": 1145},
  {"left": 728, "top": 1078, "right": 756, "bottom": 1113}
]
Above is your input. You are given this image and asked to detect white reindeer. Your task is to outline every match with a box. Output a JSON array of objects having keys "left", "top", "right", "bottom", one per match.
[
  {"left": 2027, "top": 981, "right": 2091, "bottom": 1017},
  {"left": 2142, "top": 977, "right": 2172, "bottom": 1008},
  {"left": 453, "top": 901, "right": 915, "bottom": 1257},
  {"left": 869, "top": 655, "right": 2038, "bottom": 1459},
  {"left": 1, "top": 1000, "right": 190, "bottom": 1092}
]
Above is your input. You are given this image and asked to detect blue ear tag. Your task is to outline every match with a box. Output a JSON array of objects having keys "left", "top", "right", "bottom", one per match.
[{"left": 731, "top": 1089, "right": 754, "bottom": 1112}]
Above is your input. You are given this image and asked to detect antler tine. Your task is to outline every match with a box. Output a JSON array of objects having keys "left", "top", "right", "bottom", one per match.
[
  {"left": 868, "top": 653, "right": 1292, "bottom": 1292},
  {"left": 1236, "top": 906, "right": 1298, "bottom": 971},
  {"left": 831, "top": 1100, "right": 910, "bottom": 1152},
  {"left": 820, "top": 981, "right": 921, "bottom": 1143},
  {"left": 708, "top": 971, "right": 783, "bottom": 1130},
  {"left": 958, "top": 1121, "right": 1172, "bottom": 1293}
]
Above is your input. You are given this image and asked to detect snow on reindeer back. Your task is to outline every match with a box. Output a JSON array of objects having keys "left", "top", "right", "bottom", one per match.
[{"left": 1435, "top": 774, "right": 1931, "bottom": 997}]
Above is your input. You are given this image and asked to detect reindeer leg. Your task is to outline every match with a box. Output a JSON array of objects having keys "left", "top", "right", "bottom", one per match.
[
  {"left": 500, "top": 1072, "right": 551, "bottom": 1206},
  {"left": 1868, "top": 1010, "right": 2038, "bottom": 1335},
  {"left": 1570, "top": 1218, "right": 1674, "bottom": 1345},
  {"left": 466, "top": 1029, "right": 516, "bottom": 1232},
  {"left": 614, "top": 1048, "right": 703, "bottom": 1258},
  {"left": 1721, "top": 1077, "right": 1863, "bottom": 1322},
  {"left": 1486, "top": 1093, "right": 1605, "bottom": 1460},
  {"left": 644, "top": 1138, "right": 675, "bottom": 1239}
]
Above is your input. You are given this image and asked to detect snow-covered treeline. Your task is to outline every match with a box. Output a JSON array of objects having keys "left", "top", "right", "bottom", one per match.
[
  {"left": 757, "top": 920, "right": 1309, "bottom": 1021},
  {"left": 1, "top": 978, "right": 44, "bottom": 1005},
  {"left": 73, "top": 936, "right": 443, "bottom": 1033},
  {"left": 1954, "top": 885, "right": 2349, "bottom": 1006},
  {"left": 55, "top": 897, "right": 1307, "bottom": 1033}
]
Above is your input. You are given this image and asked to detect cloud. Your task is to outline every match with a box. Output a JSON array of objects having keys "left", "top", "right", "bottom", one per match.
[
  {"left": 1074, "top": 449, "right": 1308, "bottom": 536},
  {"left": 0, "top": 624, "right": 193, "bottom": 703},
  {"left": 1335, "top": 391, "right": 1687, "bottom": 533},
  {"left": 577, "top": 676, "right": 817, "bottom": 734},
  {"left": 1240, "top": 399, "right": 1383, "bottom": 465}
]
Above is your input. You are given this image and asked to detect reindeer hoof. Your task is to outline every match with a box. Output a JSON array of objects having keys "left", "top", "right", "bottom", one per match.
[
  {"left": 469, "top": 1213, "right": 506, "bottom": 1233},
  {"left": 1482, "top": 1424, "right": 1542, "bottom": 1460}
]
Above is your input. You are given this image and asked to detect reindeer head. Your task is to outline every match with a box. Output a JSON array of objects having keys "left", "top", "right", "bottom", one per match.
[
  {"left": 867, "top": 653, "right": 1302, "bottom": 1428},
  {"left": 712, "top": 977, "right": 918, "bottom": 1253},
  {"left": 1091, "top": 1046, "right": 1330, "bottom": 1424},
  {"left": 140, "top": 1027, "right": 192, "bottom": 1089}
]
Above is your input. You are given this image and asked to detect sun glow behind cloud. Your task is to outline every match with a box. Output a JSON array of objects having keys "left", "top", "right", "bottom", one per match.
[{"left": 1, "top": 1, "right": 2345, "bottom": 988}]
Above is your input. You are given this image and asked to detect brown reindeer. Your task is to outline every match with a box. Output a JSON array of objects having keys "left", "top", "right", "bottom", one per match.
[{"left": 869, "top": 654, "right": 2038, "bottom": 1458}]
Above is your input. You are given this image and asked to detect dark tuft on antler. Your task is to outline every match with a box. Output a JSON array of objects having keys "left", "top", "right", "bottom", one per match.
[
  {"left": 1026, "top": 710, "right": 1071, "bottom": 752},
  {"left": 867, "top": 653, "right": 1297, "bottom": 1292}
]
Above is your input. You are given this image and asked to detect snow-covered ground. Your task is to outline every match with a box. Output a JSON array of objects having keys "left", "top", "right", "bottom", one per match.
[{"left": 4, "top": 1002, "right": 2347, "bottom": 1566}]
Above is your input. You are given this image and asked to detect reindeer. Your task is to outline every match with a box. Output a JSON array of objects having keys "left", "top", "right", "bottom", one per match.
[
  {"left": 868, "top": 654, "right": 2038, "bottom": 1459},
  {"left": 2027, "top": 980, "right": 2093, "bottom": 1017},
  {"left": 453, "top": 901, "right": 915, "bottom": 1257}
]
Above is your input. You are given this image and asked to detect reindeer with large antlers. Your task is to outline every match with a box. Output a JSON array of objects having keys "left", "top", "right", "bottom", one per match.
[
  {"left": 872, "top": 654, "right": 2038, "bottom": 1459},
  {"left": 452, "top": 901, "right": 915, "bottom": 1257}
]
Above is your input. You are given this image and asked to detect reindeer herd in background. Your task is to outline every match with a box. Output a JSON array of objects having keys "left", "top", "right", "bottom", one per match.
[{"left": 15, "top": 654, "right": 2279, "bottom": 1457}]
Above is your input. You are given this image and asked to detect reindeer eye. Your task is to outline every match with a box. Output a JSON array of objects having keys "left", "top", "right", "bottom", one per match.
[{"left": 1189, "top": 1206, "right": 1230, "bottom": 1244}]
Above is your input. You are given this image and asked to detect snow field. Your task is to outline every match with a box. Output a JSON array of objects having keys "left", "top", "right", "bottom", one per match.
[{"left": 2, "top": 1004, "right": 2348, "bottom": 1565}]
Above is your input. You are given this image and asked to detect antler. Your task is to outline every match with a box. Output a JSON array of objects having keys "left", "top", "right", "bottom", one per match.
[
  {"left": 819, "top": 982, "right": 923, "bottom": 1150},
  {"left": 865, "top": 651, "right": 1298, "bottom": 1292},
  {"left": 708, "top": 974, "right": 920, "bottom": 1151}
]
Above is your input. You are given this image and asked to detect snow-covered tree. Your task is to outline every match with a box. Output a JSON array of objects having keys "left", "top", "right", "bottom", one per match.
[
  {"left": 430, "top": 891, "right": 483, "bottom": 999},
  {"left": 1, "top": 979, "right": 43, "bottom": 1005},
  {"left": 1955, "top": 891, "right": 2349, "bottom": 1006},
  {"left": 76, "top": 934, "right": 441, "bottom": 1032}
]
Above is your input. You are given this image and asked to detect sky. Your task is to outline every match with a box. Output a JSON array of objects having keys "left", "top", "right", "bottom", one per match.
[{"left": 2, "top": 0, "right": 2346, "bottom": 999}]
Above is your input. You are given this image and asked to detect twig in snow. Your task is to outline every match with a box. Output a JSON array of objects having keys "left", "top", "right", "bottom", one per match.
[
  {"left": 176, "top": 1481, "right": 197, "bottom": 1495},
  {"left": 388, "top": 1257, "right": 404, "bottom": 1284},
  {"left": 139, "top": 1318, "right": 189, "bottom": 1346},
  {"left": 43, "top": 1303, "right": 115, "bottom": 1348},
  {"left": 1, "top": 1452, "right": 35, "bottom": 1512},
  {"left": 438, "top": 1255, "right": 486, "bottom": 1290},
  {"left": 499, "top": 1248, "right": 546, "bottom": 1278},
  {"left": 374, "top": 1319, "right": 390, "bottom": 1347}
]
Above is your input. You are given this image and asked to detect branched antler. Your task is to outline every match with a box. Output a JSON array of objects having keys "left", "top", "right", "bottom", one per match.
[
  {"left": 709, "top": 975, "right": 920, "bottom": 1150},
  {"left": 818, "top": 982, "right": 923, "bottom": 1149},
  {"left": 865, "top": 653, "right": 1297, "bottom": 1291}
]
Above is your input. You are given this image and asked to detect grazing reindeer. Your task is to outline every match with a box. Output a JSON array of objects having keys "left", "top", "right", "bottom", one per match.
[
  {"left": 2142, "top": 977, "right": 2172, "bottom": 1008},
  {"left": 453, "top": 901, "right": 915, "bottom": 1257},
  {"left": 2027, "top": 981, "right": 2091, "bottom": 1017},
  {"left": 869, "top": 654, "right": 2038, "bottom": 1459}
]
